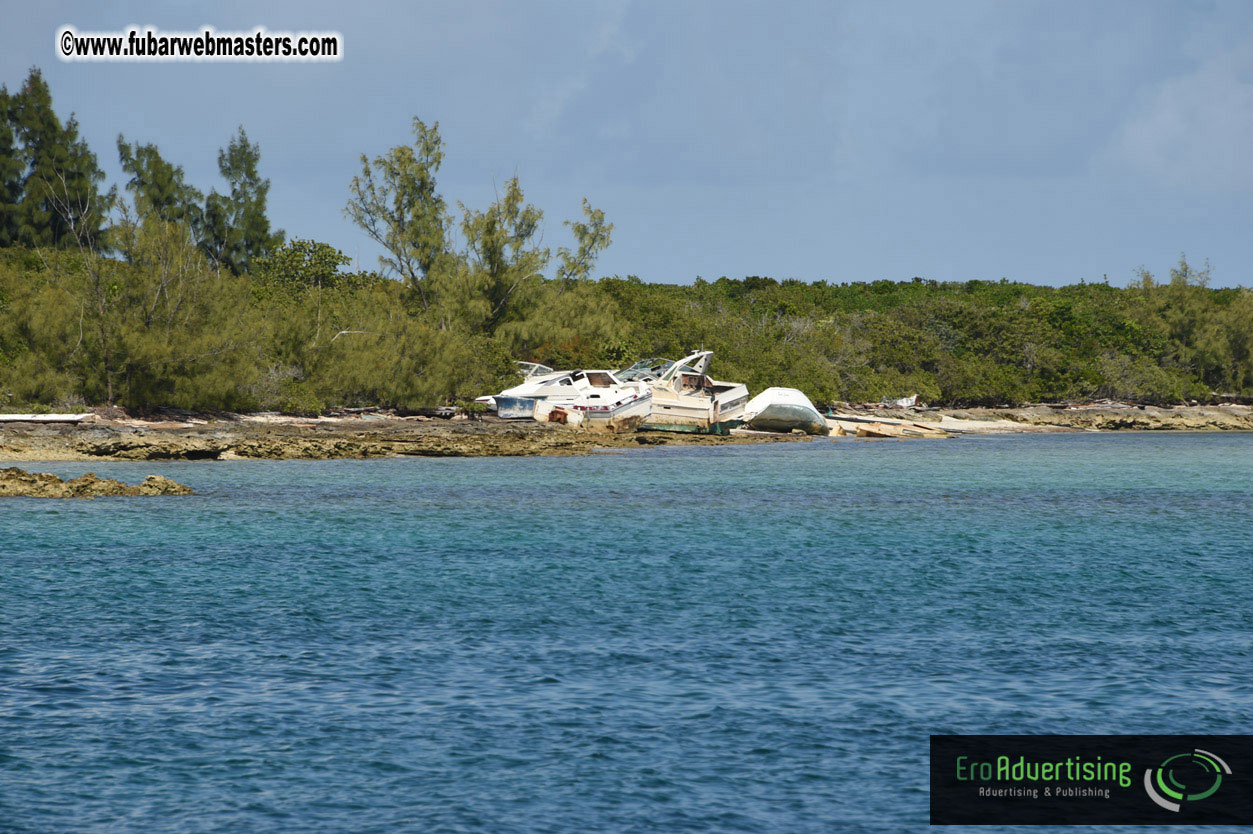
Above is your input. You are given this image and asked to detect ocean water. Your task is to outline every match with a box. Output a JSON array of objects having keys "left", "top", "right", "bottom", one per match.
[{"left": 1, "top": 433, "right": 1251, "bottom": 833}]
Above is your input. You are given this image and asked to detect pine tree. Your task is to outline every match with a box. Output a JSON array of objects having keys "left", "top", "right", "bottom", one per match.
[
  {"left": 0, "top": 87, "right": 24, "bottom": 247},
  {"left": 458, "top": 176, "right": 549, "bottom": 335},
  {"left": 117, "top": 136, "right": 204, "bottom": 234},
  {"left": 8, "top": 67, "right": 110, "bottom": 248},
  {"left": 202, "top": 127, "right": 283, "bottom": 274},
  {"left": 344, "top": 117, "right": 450, "bottom": 310}
]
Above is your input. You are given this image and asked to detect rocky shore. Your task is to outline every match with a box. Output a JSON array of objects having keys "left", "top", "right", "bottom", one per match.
[
  {"left": 0, "top": 403, "right": 1247, "bottom": 462},
  {"left": 0, "top": 415, "right": 796, "bottom": 462},
  {"left": 861, "top": 403, "right": 1253, "bottom": 433},
  {"left": 0, "top": 466, "right": 193, "bottom": 498}
]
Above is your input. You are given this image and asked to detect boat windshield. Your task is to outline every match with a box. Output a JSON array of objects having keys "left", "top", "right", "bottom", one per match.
[
  {"left": 516, "top": 361, "right": 555, "bottom": 379},
  {"left": 657, "top": 351, "right": 712, "bottom": 382},
  {"left": 582, "top": 372, "right": 617, "bottom": 387},
  {"left": 616, "top": 358, "right": 673, "bottom": 381},
  {"left": 678, "top": 373, "right": 711, "bottom": 393},
  {"left": 659, "top": 362, "right": 701, "bottom": 382}
]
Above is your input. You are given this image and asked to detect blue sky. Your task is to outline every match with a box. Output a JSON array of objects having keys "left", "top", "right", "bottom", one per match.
[{"left": 4, "top": 1, "right": 1253, "bottom": 287}]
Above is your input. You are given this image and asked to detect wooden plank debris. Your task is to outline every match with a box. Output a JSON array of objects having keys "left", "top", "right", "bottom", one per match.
[{"left": 0, "top": 413, "right": 94, "bottom": 424}]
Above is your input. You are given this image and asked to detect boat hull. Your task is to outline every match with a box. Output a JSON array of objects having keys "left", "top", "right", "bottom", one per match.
[
  {"left": 641, "top": 393, "right": 747, "bottom": 434},
  {"left": 748, "top": 403, "right": 829, "bottom": 435},
  {"left": 499, "top": 390, "right": 651, "bottom": 431},
  {"left": 576, "top": 393, "right": 653, "bottom": 433},
  {"left": 639, "top": 417, "right": 742, "bottom": 435},
  {"left": 494, "top": 396, "right": 537, "bottom": 420}
]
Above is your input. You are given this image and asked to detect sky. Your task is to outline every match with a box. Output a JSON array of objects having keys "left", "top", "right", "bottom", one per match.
[{"left": 4, "top": 0, "right": 1253, "bottom": 288}]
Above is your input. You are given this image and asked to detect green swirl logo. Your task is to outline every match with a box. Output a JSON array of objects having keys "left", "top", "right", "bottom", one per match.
[{"left": 1144, "top": 749, "right": 1231, "bottom": 812}]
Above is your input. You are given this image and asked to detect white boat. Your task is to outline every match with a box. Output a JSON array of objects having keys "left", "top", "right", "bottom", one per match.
[
  {"left": 478, "top": 367, "right": 652, "bottom": 432},
  {"left": 742, "top": 387, "right": 830, "bottom": 435},
  {"left": 477, "top": 364, "right": 562, "bottom": 417},
  {"left": 640, "top": 351, "right": 749, "bottom": 434}
]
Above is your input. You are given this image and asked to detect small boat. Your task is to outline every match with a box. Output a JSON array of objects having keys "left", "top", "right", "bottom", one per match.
[
  {"left": 476, "top": 362, "right": 561, "bottom": 416},
  {"left": 742, "top": 388, "right": 830, "bottom": 435},
  {"left": 478, "top": 367, "right": 652, "bottom": 432},
  {"left": 640, "top": 351, "right": 749, "bottom": 434}
]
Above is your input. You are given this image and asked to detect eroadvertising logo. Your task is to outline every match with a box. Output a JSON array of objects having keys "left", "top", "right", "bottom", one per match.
[
  {"left": 1143, "top": 749, "right": 1231, "bottom": 812},
  {"left": 930, "top": 735, "right": 1253, "bottom": 825}
]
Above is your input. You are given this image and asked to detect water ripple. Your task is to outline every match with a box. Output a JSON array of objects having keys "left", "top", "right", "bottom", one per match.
[{"left": 1, "top": 433, "right": 1251, "bottom": 832}]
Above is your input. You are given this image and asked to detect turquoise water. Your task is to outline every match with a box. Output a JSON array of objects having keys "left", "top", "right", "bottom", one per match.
[{"left": 2, "top": 433, "right": 1251, "bottom": 832}]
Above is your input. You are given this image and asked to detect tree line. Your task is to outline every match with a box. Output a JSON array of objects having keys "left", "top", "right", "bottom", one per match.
[{"left": 0, "top": 66, "right": 1250, "bottom": 414}]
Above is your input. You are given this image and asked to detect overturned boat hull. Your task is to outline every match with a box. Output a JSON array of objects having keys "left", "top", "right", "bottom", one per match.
[
  {"left": 743, "top": 388, "right": 830, "bottom": 435},
  {"left": 749, "top": 403, "right": 829, "bottom": 435}
]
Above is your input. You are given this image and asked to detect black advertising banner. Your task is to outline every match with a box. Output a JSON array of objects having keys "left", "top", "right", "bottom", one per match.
[{"left": 931, "top": 735, "right": 1253, "bottom": 825}]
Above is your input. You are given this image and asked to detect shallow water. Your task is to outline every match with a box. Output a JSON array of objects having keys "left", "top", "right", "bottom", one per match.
[{"left": 2, "top": 433, "right": 1251, "bottom": 832}]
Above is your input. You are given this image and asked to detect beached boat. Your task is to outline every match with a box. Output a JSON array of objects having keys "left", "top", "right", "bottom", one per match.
[
  {"left": 640, "top": 351, "right": 749, "bottom": 434},
  {"left": 479, "top": 368, "right": 653, "bottom": 432},
  {"left": 477, "top": 362, "right": 562, "bottom": 417},
  {"left": 570, "top": 388, "right": 652, "bottom": 432},
  {"left": 742, "top": 387, "right": 830, "bottom": 435}
]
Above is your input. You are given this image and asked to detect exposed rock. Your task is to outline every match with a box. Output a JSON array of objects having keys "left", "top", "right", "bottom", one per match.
[
  {"left": 0, "top": 467, "right": 194, "bottom": 498},
  {"left": 0, "top": 418, "right": 798, "bottom": 462},
  {"left": 635, "top": 435, "right": 668, "bottom": 445},
  {"left": 4, "top": 402, "right": 1244, "bottom": 463},
  {"left": 845, "top": 404, "right": 1253, "bottom": 433},
  {"left": 943, "top": 404, "right": 1253, "bottom": 432}
]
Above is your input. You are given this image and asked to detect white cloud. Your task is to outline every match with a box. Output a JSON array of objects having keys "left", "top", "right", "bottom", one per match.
[
  {"left": 524, "top": 74, "right": 593, "bottom": 139},
  {"left": 523, "top": 0, "right": 634, "bottom": 140},
  {"left": 1109, "top": 41, "right": 1253, "bottom": 191},
  {"left": 589, "top": 0, "right": 635, "bottom": 62}
]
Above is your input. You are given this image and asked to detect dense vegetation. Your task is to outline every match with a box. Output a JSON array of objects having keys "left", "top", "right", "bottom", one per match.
[{"left": 0, "top": 67, "right": 1250, "bottom": 414}]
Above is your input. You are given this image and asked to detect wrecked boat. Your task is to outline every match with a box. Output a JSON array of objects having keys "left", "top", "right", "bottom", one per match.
[
  {"left": 742, "top": 387, "right": 830, "bottom": 435},
  {"left": 478, "top": 368, "right": 653, "bottom": 432},
  {"left": 640, "top": 351, "right": 749, "bottom": 434},
  {"left": 477, "top": 362, "right": 561, "bottom": 418}
]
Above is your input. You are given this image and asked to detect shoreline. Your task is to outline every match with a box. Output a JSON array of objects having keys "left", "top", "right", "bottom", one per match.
[
  {"left": 0, "top": 404, "right": 1248, "bottom": 462},
  {"left": 842, "top": 403, "right": 1253, "bottom": 433},
  {"left": 0, "top": 416, "right": 799, "bottom": 462}
]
